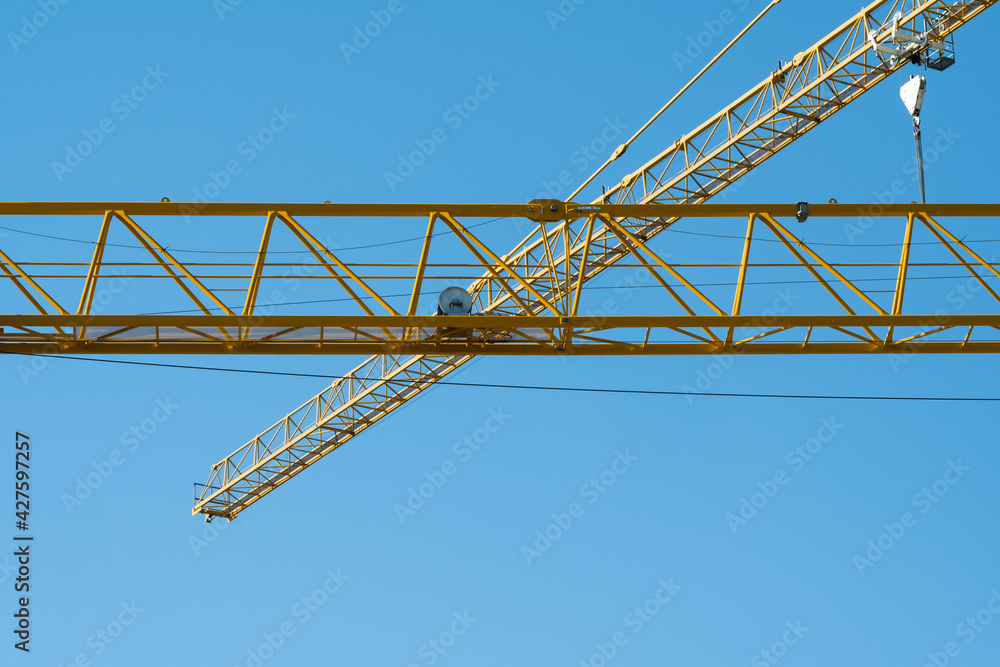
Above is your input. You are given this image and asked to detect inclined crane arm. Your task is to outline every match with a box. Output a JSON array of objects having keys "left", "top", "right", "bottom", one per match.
[{"left": 193, "top": 0, "right": 997, "bottom": 520}]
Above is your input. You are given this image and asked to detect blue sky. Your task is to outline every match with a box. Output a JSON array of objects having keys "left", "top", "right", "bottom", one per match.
[{"left": 2, "top": 1, "right": 1000, "bottom": 665}]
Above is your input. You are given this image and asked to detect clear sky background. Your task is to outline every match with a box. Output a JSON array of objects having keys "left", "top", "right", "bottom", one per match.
[{"left": 2, "top": 1, "right": 999, "bottom": 665}]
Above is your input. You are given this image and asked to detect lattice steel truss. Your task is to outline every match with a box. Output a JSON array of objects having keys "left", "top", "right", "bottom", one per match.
[{"left": 0, "top": 0, "right": 995, "bottom": 520}]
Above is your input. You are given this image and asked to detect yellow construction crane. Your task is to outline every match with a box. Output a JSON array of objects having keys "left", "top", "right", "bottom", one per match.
[{"left": 0, "top": 1, "right": 996, "bottom": 521}]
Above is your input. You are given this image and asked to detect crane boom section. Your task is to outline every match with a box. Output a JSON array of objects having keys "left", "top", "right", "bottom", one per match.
[{"left": 191, "top": 0, "right": 997, "bottom": 519}]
